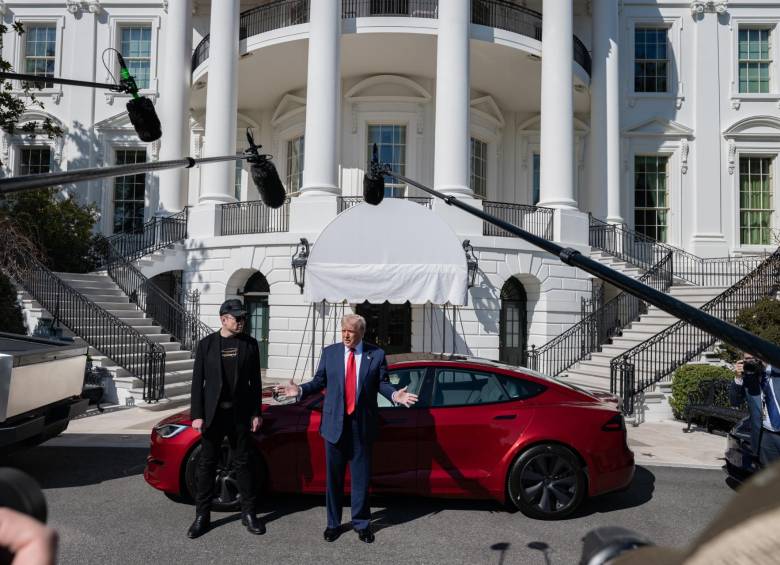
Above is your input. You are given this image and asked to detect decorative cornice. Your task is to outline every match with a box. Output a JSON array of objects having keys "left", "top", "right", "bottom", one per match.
[
  {"left": 690, "top": 1, "right": 727, "bottom": 16},
  {"left": 65, "top": 0, "right": 80, "bottom": 14},
  {"left": 162, "top": 0, "right": 168, "bottom": 13},
  {"left": 680, "top": 138, "right": 689, "bottom": 174}
]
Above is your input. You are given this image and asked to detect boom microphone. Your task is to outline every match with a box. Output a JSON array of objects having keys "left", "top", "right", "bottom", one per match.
[
  {"left": 363, "top": 143, "right": 385, "bottom": 205},
  {"left": 245, "top": 130, "right": 286, "bottom": 209},
  {"left": 117, "top": 53, "right": 162, "bottom": 142}
]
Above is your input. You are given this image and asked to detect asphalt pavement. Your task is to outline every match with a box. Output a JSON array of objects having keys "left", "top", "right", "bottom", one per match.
[{"left": 2, "top": 441, "right": 735, "bottom": 565}]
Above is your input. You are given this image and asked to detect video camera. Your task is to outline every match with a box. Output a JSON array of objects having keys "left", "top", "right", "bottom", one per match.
[{"left": 0, "top": 468, "right": 48, "bottom": 565}]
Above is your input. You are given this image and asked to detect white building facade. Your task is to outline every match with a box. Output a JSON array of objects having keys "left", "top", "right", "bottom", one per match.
[{"left": 5, "top": 0, "right": 780, "bottom": 384}]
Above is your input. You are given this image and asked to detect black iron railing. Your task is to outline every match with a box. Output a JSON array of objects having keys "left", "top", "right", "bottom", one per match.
[
  {"left": 472, "top": 0, "right": 540, "bottom": 39},
  {"left": 589, "top": 215, "right": 763, "bottom": 287},
  {"left": 10, "top": 253, "right": 166, "bottom": 401},
  {"left": 573, "top": 35, "right": 591, "bottom": 75},
  {"left": 482, "top": 201, "right": 554, "bottom": 240},
  {"left": 98, "top": 209, "right": 188, "bottom": 266},
  {"left": 337, "top": 195, "right": 432, "bottom": 213},
  {"left": 192, "top": 0, "right": 591, "bottom": 76},
  {"left": 527, "top": 252, "right": 674, "bottom": 377},
  {"left": 219, "top": 198, "right": 291, "bottom": 236},
  {"left": 343, "top": 0, "right": 438, "bottom": 18},
  {"left": 610, "top": 248, "right": 780, "bottom": 415},
  {"left": 96, "top": 238, "right": 212, "bottom": 354},
  {"left": 192, "top": 0, "right": 311, "bottom": 72}
]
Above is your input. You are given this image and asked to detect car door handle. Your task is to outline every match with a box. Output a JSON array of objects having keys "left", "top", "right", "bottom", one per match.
[{"left": 493, "top": 414, "right": 516, "bottom": 420}]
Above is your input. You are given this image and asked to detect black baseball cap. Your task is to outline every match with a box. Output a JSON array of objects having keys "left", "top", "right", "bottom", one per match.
[{"left": 219, "top": 299, "right": 247, "bottom": 317}]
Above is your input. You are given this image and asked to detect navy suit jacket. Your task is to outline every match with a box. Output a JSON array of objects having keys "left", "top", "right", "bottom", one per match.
[{"left": 300, "top": 342, "right": 396, "bottom": 445}]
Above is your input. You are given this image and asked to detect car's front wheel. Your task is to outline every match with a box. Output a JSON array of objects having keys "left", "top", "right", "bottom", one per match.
[
  {"left": 507, "top": 443, "right": 586, "bottom": 520},
  {"left": 183, "top": 441, "right": 266, "bottom": 512}
]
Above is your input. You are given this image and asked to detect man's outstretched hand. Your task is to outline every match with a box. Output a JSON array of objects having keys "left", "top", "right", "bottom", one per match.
[
  {"left": 394, "top": 386, "right": 419, "bottom": 407},
  {"left": 275, "top": 380, "right": 301, "bottom": 399}
]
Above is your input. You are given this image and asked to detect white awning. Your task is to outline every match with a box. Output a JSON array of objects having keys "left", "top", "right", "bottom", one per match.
[{"left": 304, "top": 198, "right": 468, "bottom": 305}]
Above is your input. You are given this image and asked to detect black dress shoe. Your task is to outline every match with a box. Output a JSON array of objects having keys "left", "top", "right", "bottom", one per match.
[
  {"left": 241, "top": 512, "right": 266, "bottom": 535},
  {"left": 323, "top": 527, "right": 340, "bottom": 542},
  {"left": 187, "top": 514, "right": 211, "bottom": 539},
  {"left": 355, "top": 526, "right": 375, "bottom": 544}
]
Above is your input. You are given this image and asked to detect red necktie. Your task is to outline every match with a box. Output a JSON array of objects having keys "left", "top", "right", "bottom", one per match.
[{"left": 345, "top": 348, "right": 356, "bottom": 415}]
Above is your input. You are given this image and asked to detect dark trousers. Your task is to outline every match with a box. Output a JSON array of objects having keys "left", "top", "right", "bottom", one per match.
[
  {"left": 195, "top": 407, "right": 256, "bottom": 515},
  {"left": 324, "top": 414, "right": 372, "bottom": 530},
  {"left": 759, "top": 428, "right": 780, "bottom": 467}
]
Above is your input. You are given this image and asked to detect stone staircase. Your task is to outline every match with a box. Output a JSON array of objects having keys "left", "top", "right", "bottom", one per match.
[
  {"left": 54, "top": 272, "right": 196, "bottom": 409},
  {"left": 587, "top": 249, "right": 644, "bottom": 282},
  {"left": 561, "top": 285, "right": 725, "bottom": 399},
  {"left": 131, "top": 243, "right": 186, "bottom": 279}
]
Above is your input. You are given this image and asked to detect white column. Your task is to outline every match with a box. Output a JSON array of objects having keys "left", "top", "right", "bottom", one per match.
[
  {"left": 590, "top": 0, "right": 622, "bottom": 223},
  {"left": 433, "top": 0, "right": 471, "bottom": 197},
  {"left": 690, "top": 6, "right": 727, "bottom": 256},
  {"left": 539, "top": 0, "right": 576, "bottom": 210},
  {"left": 300, "top": 0, "right": 340, "bottom": 196},
  {"left": 199, "top": 0, "right": 239, "bottom": 204},
  {"left": 157, "top": 0, "right": 192, "bottom": 214}
]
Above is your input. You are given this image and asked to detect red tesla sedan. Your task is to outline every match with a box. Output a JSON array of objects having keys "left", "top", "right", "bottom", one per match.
[{"left": 144, "top": 355, "right": 634, "bottom": 520}]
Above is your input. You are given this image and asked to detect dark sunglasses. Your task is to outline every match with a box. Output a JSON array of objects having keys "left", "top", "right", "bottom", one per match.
[{"left": 229, "top": 315, "right": 247, "bottom": 322}]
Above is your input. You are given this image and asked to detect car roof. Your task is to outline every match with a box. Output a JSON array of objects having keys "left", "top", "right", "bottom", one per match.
[{"left": 387, "top": 352, "right": 546, "bottom": 378}]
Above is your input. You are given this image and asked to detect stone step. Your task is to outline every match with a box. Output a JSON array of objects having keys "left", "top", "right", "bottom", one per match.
[
  {"left": 93, "top": 301, "right": 137, "bottom": 310},
  {"left": 75, "top": 294, "right": 130, "bottom": 303},
  {"left": 118, "top": 317, "right": 155, "bottom": 325},
  {"left": 135, "top": 393, "right": 191, "bottom": 411},
  {"left": 115, "top": 370, "right": 193, "bottom": 390}
]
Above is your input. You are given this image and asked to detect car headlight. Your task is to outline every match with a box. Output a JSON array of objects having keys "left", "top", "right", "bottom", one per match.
[{"left": 154, "top": 424, "right": 189, "bottom": 439}]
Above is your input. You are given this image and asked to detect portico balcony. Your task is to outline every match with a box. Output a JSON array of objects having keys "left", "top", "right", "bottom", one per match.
[{"left": 191, "top": 0, "right": 591, "bottom": 76}]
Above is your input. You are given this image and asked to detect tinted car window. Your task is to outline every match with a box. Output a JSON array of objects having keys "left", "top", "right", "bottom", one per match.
[
  {"left": 432, "top": 369, "right": 509, "bottom": 407},
  {"left": 494, "top": 373, "right": 546, "bottom": 400},
  {"left": 377, "top": 368, "right": 426, "bottom": 408}
]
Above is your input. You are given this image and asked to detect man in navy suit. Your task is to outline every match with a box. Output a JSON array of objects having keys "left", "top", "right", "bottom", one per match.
[{"left": 277, "top": 314, "right": 417, "bottom": 543}]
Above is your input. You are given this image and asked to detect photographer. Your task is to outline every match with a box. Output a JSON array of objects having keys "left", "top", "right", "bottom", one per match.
[
  {"left": 758, "top": 364, "right": 780, "bottom": 467},
  {"left": 733, "top": 353, "right": 764, "bottom": 466}
]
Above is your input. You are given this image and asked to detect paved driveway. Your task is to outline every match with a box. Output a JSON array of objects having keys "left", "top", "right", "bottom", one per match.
[{"left": 0, "top": 439, "right": 735, "bottom": 565}]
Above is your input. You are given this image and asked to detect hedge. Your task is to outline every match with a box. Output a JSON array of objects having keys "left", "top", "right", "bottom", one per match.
[{"left": 669, "top": 364, "right": 735, "bottom": 421}]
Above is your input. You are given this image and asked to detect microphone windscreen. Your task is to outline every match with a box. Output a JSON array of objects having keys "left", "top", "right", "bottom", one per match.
[
  {"left": 251, "top": 159, "right": 286, "bottom": 209},
  {"left": 126, "top": 97, "right": 162, "bottom": 142},
  {"left": 363, "top": 171, "right": 385, "bottom": 206}
]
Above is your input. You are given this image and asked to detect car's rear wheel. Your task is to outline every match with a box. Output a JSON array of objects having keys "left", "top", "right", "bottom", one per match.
[
  {"left": 183, "top": 441, "right": 266, "bottom": 512},
  {"left": 507, "top": 443, "right": 586, "bottom": 520}
]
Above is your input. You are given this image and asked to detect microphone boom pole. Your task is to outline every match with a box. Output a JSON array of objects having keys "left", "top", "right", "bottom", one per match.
[
  {"left": 0, "top": 154, "right": 247, "bottom": 195},
  {"left": 379, "top": 166, "right": 780, "bottom": 369}
]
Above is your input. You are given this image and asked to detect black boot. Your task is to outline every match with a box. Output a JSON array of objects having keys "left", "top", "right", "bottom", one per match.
[
  {"left": 187, "top": 513, "right": 211, "bottom": 539},
  {"left": 241, "top": 512, "right": 266, "bottom": 535}
]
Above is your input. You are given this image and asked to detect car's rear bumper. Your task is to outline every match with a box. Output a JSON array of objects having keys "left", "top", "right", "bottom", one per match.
[
  {"left": 587, "top": 440, "right": 635, "bottom": 496},
  {"left": 0, "top": 397, "right": 87, "bottom": 452}
]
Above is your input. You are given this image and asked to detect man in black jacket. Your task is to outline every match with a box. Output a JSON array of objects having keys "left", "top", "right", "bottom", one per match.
[{"left": 187, "top": 299, "right": 264, "bottom": 539}]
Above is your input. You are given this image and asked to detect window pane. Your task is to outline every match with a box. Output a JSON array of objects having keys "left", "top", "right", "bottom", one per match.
[
  {"left": 286, "top": 135, "right": 305, "bottom": 193},
  {"left": 634, "top": 27, "right": 668, "bottom": 93},
  {"left": 120, "top": 26, "right": 152, "bottom": 89},
  {"left": 432, "top": 370, "right": 510, "bottom": 407},
  {"left": 470, "top": 137, "right": 487, "bottom": 198},
  {"left": 19, "top": 148, "right": 51, "bottom": 175},
  {"left": 113, "top": 149, "right": 147, "bottom": 234},
  {"left": 739, "top": 156, "right": 773, "bottom": 245},
  {"left": 634, "top": 155, "right": 669, "bottom": 242},
  {"left": 24, "top": 25, "right": 56, "bottom": 88},
  {"left": 367, "top": 125, "right": 406, "bottom": 198},
  {"left": 378, "top": 368, "right": 427, "bottom": 408}
]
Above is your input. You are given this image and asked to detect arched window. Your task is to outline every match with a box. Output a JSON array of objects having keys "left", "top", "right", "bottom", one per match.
[
  {"left": 243, "top": 272, "right": 270, "bottom": 369},
  {"left": 499, "top": 278, "right": 527, "bottom": 366}
]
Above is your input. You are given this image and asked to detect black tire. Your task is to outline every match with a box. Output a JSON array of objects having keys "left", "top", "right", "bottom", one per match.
[
  {"left": 507, "top": 443, "right": 586, "bottom": 520},
  {"left": 183, "top": 441, "right": 267, "bottom": 512}
]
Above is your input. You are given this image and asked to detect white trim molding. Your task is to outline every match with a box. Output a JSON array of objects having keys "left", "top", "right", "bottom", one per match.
[{"left": 104, "top": 15, "right": 161, "bottom": 104}]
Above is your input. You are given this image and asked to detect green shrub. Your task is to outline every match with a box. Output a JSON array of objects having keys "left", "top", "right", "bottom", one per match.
[
  {"left": 669, "top": 364, "right": 735, "bottom": 420},
  {"left": 718, "top": 297, "right": 780, "bottom": 362}
]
